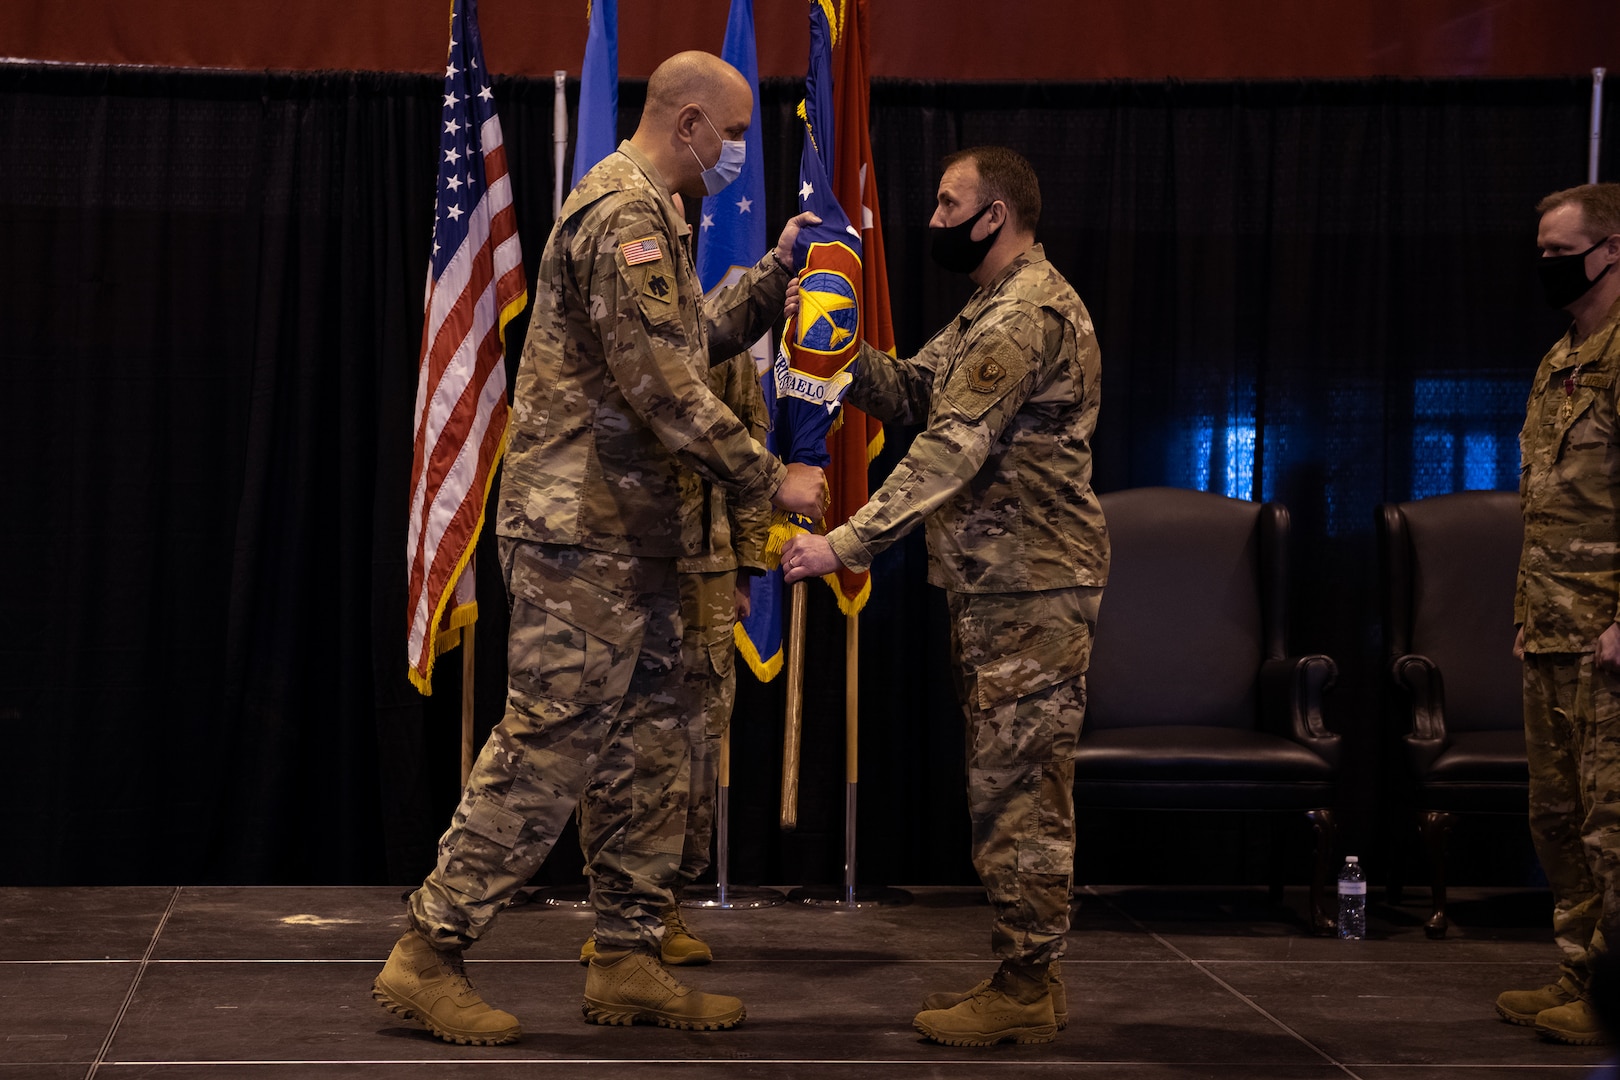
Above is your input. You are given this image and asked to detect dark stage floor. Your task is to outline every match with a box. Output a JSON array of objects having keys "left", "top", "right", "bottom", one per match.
[{"left": 1, "top": 884, "right": 1607, "bottom": 1079}]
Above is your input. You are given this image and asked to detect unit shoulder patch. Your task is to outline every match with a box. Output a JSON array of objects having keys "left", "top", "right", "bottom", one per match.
[
  {"left": 967, "top": 357, "right": 1009, "bottom": 393},
  {"left": 641, "top": 269, "right": 674, "bottom": 304},
  {"left": 944, "top": 341, "right": 1032, "bottom": 422}
]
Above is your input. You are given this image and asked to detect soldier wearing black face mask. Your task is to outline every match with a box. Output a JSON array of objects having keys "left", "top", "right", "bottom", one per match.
[
  {"left": 1498, "top": 183, "right": 1620, "bottom": 1047},
  {"left": 781, "top": 146, "right": 1107, "bottom": 1048}
]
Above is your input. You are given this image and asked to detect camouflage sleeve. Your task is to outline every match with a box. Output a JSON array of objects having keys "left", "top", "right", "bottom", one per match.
[
  {"left": 1514, "top": 456, "right": 1528, "bottom": 627},
  {"left": 716, "top": 350, "right": 773, "bottom": 570},
  {"left": 584, "top": 200, "right": 785, "bottom": 504},
  {"left": 842, "top": 334, "right": 950, "bottom": 426},
  {"left": 826, "top": 306, "right": 1054, "bottom": 574},
  {"left": 703, "top": 252, "right": 791, "bottom": 364}
]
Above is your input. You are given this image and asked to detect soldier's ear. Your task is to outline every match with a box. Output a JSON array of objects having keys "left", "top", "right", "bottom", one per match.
[
  {"left": 675, "top": 104, "right": 703, "bottom": 145},
  {"left": 983, "top": 200, "right": 1009, "bottom": 235}
]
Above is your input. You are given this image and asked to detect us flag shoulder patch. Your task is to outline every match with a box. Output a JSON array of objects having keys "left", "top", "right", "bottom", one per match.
[{"left": 620, "top": 236, "right": 663, "bottom": 265}]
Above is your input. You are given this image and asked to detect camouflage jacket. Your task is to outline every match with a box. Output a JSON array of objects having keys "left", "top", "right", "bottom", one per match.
[
  {"left": 1517, "top": 294, "right": 1620, "bottom": 652},
  {"left": 497, "top": 141, "right": 789, "bottom": 558},
  {"left": 826, "top": 244, "right": 1110, "bottom": 593},
  {"left": 678, "top": 350, "right": 772, "bottom": 574}
]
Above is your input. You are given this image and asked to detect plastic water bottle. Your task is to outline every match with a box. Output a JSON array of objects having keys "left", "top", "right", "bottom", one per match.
[{"left": 1337, "top": 855, "right": 1367, "bottom": 940}]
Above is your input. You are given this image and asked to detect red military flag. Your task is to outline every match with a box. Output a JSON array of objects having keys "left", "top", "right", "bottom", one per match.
[
  {"left": 826, "top": 0, "right": 888, "bottom": 613},
  {"left": 405, "top": 0, "right": 527, "bottom": 694}
]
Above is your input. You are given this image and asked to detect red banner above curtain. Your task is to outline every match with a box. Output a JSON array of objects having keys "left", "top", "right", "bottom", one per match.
[{"left": 2, "top": 0, "right": 1612, "bottom": 81}]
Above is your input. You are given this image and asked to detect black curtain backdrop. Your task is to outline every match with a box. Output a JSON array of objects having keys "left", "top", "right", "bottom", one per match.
[{"left": 0, "top": 66, "right": 1605, "bottom": 888}]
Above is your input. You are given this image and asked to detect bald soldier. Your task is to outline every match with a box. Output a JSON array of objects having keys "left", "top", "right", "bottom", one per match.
[{"left": 372, "top": 51, "right": 825, "bottom": 1043}]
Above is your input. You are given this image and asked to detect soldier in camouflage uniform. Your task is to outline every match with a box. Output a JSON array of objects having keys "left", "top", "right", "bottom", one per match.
[
  {"left": 1496, "top": 183, "right": 1620, "bottom": 1047},
  {"left": 372, "top": 51, "right": 825, "bottom": 1045},
  {"left": 783, "top": 146, "right": 1108, "bottom": 1047},
  {"left": 577, "top": 344, "right": 772, "bottom": 967},
  {"left": 676, "top": 348, "right": 772, "bottom": 890}
]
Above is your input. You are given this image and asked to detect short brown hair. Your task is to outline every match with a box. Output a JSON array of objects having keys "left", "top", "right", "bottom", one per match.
[
  {"left": 1537, "top": 183, "right": 1620, "bottom": 238},
  {"left": 942, "top": 146, "right": 1041, "bottom": 235}
]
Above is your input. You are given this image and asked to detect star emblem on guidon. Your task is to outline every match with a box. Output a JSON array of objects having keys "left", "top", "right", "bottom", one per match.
[
  {"left": 799, "top": 180, "right": 814, "bottom": 202},
  {"left": 736, "top": 195, "right": 752, "bottom": 214},
  {"left": 701, "top": 213, "right": 715, "bottom": 231}
]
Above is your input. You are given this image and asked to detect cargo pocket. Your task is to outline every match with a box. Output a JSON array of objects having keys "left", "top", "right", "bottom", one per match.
[
  {"left": 505, "top": 547, "right": 645, "bottom": 704},
  {"left": 704, "top": 628, "right": 735, "bottom": 680},
  {"left": 1592, "top": 655, "right": 1620, "bottom": 777},
  {"left": 1016, "top": 836, "right": 1075, "bottom": 878},
  {"left": 464, "top": 797, "right": 526, "bottom": 849},
  {"left": 700, "top": 628, "right": 735, "bottom": 736},
  {"left": 974, "top": 623, "right": 1092, "bottom": 712},
  {"left": 450, "top": 797, "right": 528, "bottom": 902}
]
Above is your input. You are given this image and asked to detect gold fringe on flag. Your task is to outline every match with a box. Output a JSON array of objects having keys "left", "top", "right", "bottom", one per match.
[{"left": 733, "top": 621, "right": 784, "bottom": 683}]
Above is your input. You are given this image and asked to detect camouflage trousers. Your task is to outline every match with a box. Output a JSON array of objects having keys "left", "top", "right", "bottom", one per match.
[
  {"left": 408, "top": 540, "right": 699, "bottom": 954},
  {"left": 675, "top": 568, "right": 739, "bottom": 884},
  {"left": 1524, "top": 651, "right": 1620, "bottom": 994},
  {"left": 947, "top": 584, "right": 1102, "bottom": 968},
  {"left": 578, "top": 567, "right": 738, "bottom": 887}
]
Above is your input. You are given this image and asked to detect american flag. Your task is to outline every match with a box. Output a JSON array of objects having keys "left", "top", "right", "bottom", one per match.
[
  {"left": 620, "top": 236, "right": 662, "bottom": 265},
  {"left": 406, "top": 0, "right": 526, "bottom": 695}
]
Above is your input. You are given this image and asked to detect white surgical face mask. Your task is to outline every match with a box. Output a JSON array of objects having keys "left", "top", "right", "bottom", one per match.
[{"left": 690, "top": 109, "right": 746, "bottom": 195}]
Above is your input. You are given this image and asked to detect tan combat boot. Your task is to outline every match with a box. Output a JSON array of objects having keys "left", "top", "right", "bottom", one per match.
[
  {"left": 923, "top": 960, "right": 1068, "bottom": 1030},
  {"left": 659, "top": 903, "right": 713, "bottom": 965},
  {"left": 1535, "top": 999, "right": 1606, "bottom": 1045},
  {"left": 579, "top": 905, "right": 713, "bottom": 967},
  {"left": 582, "top": 947, "right": 745, "bottom": 1030},
  {"left": 913, "top": 962, "right": 1057, "bottom": 1046},
  {"left": 1495, "top": 982, "right": 1579, "bottom": 1026},
  {"left": 372, "top": 930, "right": 522, "bottom": 1045}
]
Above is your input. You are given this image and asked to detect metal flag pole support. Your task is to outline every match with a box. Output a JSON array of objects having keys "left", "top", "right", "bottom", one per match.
[
  {"left": 460, "top": 627, "right": 476, "bottom": 785},
  {"left": 682, "top": 724, "right": 786, "bottom": 910},
  {"left": 789, "top": 612, "right": 911, "bottom": 909},
  {"left": 1591, "top": 68, "right": 1606, "bottom": 185},
  {"left": 552, "top": 70, "right": 568, "bottom": 218}
]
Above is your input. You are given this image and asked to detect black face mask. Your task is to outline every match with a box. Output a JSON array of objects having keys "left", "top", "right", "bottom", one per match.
[
  {"left": 1538, "top": 237, "right": 1613, "bottom": 309},
  {"left": 930, "top": 202, "right": 1001, "bottom": 274}
]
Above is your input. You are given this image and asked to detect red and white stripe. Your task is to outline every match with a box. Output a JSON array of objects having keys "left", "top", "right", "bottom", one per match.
[{"left": 406, "top": 115, "right": 526, "bottom": 693}]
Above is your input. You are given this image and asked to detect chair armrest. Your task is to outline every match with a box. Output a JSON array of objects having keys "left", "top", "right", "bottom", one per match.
[
  {"left": 1258, "top": 654, "right": 1341, "bottom": 770},
  {"left": 1391, "top": 652, "right": 1447, "bottom": 773}
]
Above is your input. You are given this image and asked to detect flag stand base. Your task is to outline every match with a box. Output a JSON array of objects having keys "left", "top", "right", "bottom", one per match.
[
  {"left": 679, "top": 783, "right": 786, "bottom": 908},
  {"left": 679, "top": 884, "right": 787, "bottom": 909},
  {"left": 787, "top": 883, "right": 912, "bottom": 909},
  {"left": 518, "top": 884, "right": 591, "bottom": 909},
  {"left": 788, "top": 781, "right": 912, "bottom": 908}
]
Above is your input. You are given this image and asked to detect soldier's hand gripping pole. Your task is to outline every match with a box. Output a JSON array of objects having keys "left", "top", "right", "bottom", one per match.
[{"left": 780, "top": 578, "right": 810, "bottom": 831}]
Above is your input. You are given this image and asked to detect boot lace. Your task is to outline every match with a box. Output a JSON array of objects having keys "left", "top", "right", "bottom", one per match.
[
  {"left": 436, "top": 948, "right": 477, "bottom": 989},
  {"left": 661, "top": 904, "right": 693, "bottom": 938}
]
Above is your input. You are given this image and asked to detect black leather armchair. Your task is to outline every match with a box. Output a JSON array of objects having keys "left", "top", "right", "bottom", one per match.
[
  {"left": 1076, "top": 487, "right": 1342, "bottom": 933},
  {"left": 1377, "top": 490, "right": 1527, "bottom": 938}
]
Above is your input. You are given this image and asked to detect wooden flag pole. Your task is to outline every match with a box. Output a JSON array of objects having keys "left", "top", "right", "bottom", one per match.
[
  {"left": 460, "top": 624, "right": 476, "bottom": 786},
  {"left": 779, "top": 579, "right": 810, "bottom": 830}
]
